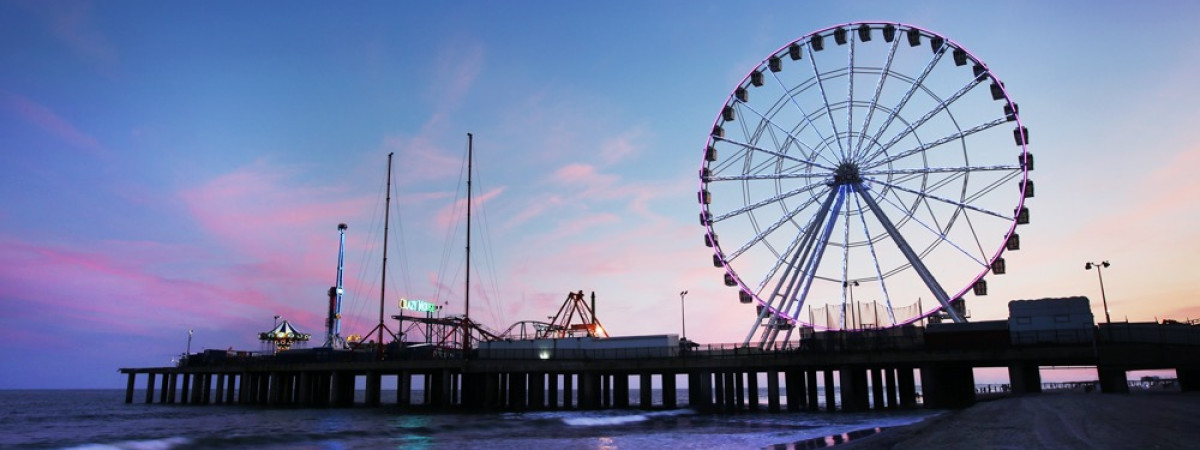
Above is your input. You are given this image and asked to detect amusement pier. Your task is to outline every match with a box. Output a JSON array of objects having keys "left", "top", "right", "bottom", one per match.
[
  {"left": 122, "top": 22, "right": 1200, "bottom": 413},
  {"left": 120, "top": 295, "right": 1200, "bottom": 412}
]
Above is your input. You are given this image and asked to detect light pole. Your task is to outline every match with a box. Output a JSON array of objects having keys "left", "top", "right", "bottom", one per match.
[
  {"left": 274, "top": 315, "right": 280, "bottom": 329},
  {"left": 185, "top": 329, "right": 193, "bottom": 361},
  {"left": 1085, "top": 261, "right": 1112, "bottom": 326},
  {"left": 844, "top": 281, "right": 859, "bottom": 330},
  {"left": 679, "top": 290, "right": 689, "bottom": 339}
]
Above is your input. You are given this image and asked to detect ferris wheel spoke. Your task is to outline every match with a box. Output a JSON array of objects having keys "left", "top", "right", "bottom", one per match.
[
  {"left": 713, "top": 136, "right": 837, "bottom": 173},
  {"left": 858, "top": 42, "right": 947, "bottom": 162},
  {"left": 752, "top": 209, "right": 818, "bottom": 296},
  {"left": 803, "top": 44, "right": 848, "bottom": 159},
  {"left": 735, "top": 100, "right": 821, "bottom": 159},
  {"left": 852, "top": 183, "right": 963, "bottom": 322},
  {"left": 963, "top": 169, "right": 1023, "bottom": 204},
  {"left": 865, "top": 176, "right": 1010, "bottom": 220},
  {"left": 854, "top": 31, "right": 902, "bottom": 158},
  {"left": 845, "top": 36, "right": 856, "bottom": 158},
  {"left": 961, "top": 208, "right": 989, "bottom": 265},
  {"left": 754, "top": 75, "right": 841, "bottom": 168},
  {"left": 705, "top": 172, "right": 831, "bottom": 183},
  {"left": 726, "top": 193, "right": 827, "bottom": 262},
  {"left": 851, "top": 193, "right": 898, "bottom": 326},
  {"left": 860, "top": 164, "right": 1021, "bottom": 177},
  {"left": 860, "top": 77, "right": 987, "bottom": 164},
  {"left": 863, "top": 117, "right": 1008, "bottom": 170},
  {"left": 871, "top": 182, "right": 990, "bottom": 269},
  {"left": 711, "top": 180, "right": 828, "bottom": 223}
]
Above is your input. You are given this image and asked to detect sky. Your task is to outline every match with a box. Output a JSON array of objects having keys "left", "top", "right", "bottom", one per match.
[{"left": 1, "top": 1, "right": 1198, "bottom": 389}]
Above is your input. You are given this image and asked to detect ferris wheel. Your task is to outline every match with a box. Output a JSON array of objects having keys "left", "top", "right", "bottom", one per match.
[{"left": 698, "top": 23, "right": 1032, "bottom": 347}]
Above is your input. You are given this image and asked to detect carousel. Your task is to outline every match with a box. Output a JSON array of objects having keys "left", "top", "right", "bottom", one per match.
[{"left": 259, "top": 319, "right": 312, "bottom": 353}]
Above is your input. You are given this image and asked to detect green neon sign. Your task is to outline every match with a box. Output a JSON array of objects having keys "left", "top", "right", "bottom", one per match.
[{"left": 398, "top": 298, "right": 440, "bottom": 313}]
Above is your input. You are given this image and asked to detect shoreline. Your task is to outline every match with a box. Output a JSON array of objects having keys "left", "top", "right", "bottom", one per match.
[{"left": 828, "top": 390, "right": 1200, "bottom": 449}]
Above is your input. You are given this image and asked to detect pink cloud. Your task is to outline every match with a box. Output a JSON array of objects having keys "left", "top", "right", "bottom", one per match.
[
  {"left": 0, "top": 90, "right": 105, "bottom": 157},
  {"left": 550, "top": 163, "right": 619, "bottom": 189},
  {"left": 180, "top": 161, "right": 373, "bottom": 263},
  {"left": 504, "top": 195, "right": 564, "bottom": 228},
  {"left": 433, "top": 186, "right": 506, "bottom": 230},
  {"left": 0, "top": 236, "right": 287, "bottom": 344},
  {"left": 534, "top": 212, "right": 621, "bottom": 247},
  {"left": 597, "top": 127, "right": 647, "bottom": 165}
]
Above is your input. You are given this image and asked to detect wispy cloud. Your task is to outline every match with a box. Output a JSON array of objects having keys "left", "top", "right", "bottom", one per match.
[
  {"left": 428, "top": 37, "right": 484, "bottom": 115},
  {"left": 180, "top": 160, "right": 373, "bottom": 262},
  {"left": 597, "top": 127, "right": 648, "bottom": 165},
  {"left": 0, "top": 236, "right": 274, "bottom": 342},
  {"left": 433, "top": 186, "right": 507, "bottom": 230},
  {"left": 14, "top": 0, "right": 119, "bottom": 76},
  {"left": 0, "top": 90, "right": 105, "bottom": 157}
]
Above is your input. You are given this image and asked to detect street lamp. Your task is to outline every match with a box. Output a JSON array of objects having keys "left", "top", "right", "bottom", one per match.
[
  {"left": 185, "top": 329, "right": 193, "bottom": 361},
  {"left": 1085, "top": 261, "right": 1112, "bottom": 326},
  {"left": 843, "top": 281, "right": 859, "bottom": 330},
  {"left": 679, "top": 290, "right": 689, "bottom": 339},
  {"left": 274, "top": 315, "right": 280, "bottom": 329}
]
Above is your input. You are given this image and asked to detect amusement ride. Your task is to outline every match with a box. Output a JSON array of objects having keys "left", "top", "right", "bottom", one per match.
[{"left": 697, "top": 22, "right": 1032, "bottom": 347}]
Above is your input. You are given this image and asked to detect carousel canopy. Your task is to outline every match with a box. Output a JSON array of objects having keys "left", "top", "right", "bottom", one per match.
[{"left": 259, "top": 320, "right": 311, "bottom": 343}]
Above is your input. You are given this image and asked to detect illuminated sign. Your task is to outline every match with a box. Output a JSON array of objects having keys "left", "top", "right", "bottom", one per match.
[{"left": 398, "top": 298, "right": 440, "bottom": 313}]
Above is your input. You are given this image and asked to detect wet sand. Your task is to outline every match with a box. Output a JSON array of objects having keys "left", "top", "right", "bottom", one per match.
[{"left": 837, "top": 391, "right": 1200, "bottom": 449}]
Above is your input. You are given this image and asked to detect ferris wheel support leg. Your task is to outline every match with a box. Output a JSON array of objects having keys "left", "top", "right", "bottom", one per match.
[
  {"left": 745, "top": 187, "right": 840, "bottom": 348},
  {"left": 760, "top": 223, "right": 821, "bottom": 347},
  {"left": 781, "top": 187, "right": 848, "bottom": 345},
  {"left": 853, "top": 183, "right": 965, "bottom": 323},
  {"left": 747, "top": 208, "right": 823, "bottom": 348}
]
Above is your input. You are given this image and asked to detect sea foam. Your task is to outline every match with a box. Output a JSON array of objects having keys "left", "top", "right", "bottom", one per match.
[{"left": 66, "top": 436, "right": 192, "bottom": 450}]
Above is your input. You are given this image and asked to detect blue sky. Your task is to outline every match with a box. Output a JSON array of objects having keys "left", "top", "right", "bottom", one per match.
[{"left": 1, "top": 1, "right": 1198, "bottom": 388}]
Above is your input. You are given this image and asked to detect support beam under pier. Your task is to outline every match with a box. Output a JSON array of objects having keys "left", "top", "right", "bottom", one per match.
[
  {"left": 1098, "top": 367, "right": 1129, "bottom": 394},
  {"left": 871, "top": 369, "right": 885, "bottom": 410},
  {"left": 125, "top": 372, "right": 136, "bottom": 404},
  {"left": 920, "top": 365, "right": 976, "bottom": 409},
  {"left": 639, "top": 373, "right": 653, "bottom": 409},
  {"left": 1179, "top": 368, "right": 1200, "bottom": 392},
  {"left": 767, "top": 371, "right": 780, "bottom": 413},
  {"left": 662, "top": 373, "right": 677, "bottom": 409},
  {"left": 823, "top": 370, "right": 837, "bottom": 412},
  {"left": 1008, "top": 362, "right": 1042, "bottom": 394},
  {"left": 839, "top": 366, "right": 869, "bottom": 412},
  {"left": 144, "top": 373, "right": 156, "bottom": 404}
]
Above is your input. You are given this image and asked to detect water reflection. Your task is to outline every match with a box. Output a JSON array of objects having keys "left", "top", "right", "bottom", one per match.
[{"left": 770, "top": 427, "right": 884, "bottom": 449}]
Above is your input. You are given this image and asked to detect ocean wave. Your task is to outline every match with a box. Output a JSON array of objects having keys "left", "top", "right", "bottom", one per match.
[
  {"left": 562, "top": 414, "right": 649, "bottom": 426},
  {"left": 65, "top": 436, "right": 192, "bottom": 450},
  {"left": 561, "top": 408, "right": 694, "bottom": 427}
]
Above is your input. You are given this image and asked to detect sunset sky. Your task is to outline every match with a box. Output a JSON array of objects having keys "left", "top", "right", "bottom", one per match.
[{"left": 2, "top": 1, "right": 1198, "bottom": 388}]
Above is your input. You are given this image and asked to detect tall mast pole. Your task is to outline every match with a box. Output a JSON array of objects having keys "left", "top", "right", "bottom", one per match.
[
  {"left": 464, "top": 133, "right": 473, "bottom": 357},
  {"left": 379, "top": 152, "right": 394, "bottom": 358}
]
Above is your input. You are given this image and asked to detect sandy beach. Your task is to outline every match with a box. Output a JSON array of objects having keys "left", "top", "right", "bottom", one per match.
[{"left": 836, "top": 391, "right": 1200, "bottom": 449}]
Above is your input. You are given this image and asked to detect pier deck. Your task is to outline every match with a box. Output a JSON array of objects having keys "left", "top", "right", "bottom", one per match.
[{"left": 120, "top": 322, "right": 1200, "bottom": 411}]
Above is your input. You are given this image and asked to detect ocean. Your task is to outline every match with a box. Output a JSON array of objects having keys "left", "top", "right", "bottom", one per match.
[{"left": 0, "top": 390, "right": 938, "bottom": 449}]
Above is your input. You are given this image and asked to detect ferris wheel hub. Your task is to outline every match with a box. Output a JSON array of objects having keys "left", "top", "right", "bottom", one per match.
[{"left": 832, "top": 162, "right": 862, "bottom": 185}]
